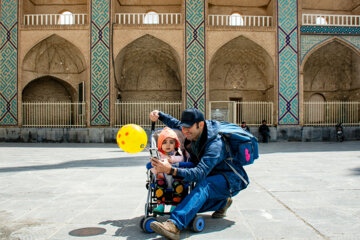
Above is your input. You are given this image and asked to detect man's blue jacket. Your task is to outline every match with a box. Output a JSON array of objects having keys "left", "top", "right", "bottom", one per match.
[{"left": 158, "top": 112, "right": 249, "bottom": 196}]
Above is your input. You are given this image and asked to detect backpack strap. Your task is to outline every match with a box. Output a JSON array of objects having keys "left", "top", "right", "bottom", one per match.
[
  {"left": 220, "top": 133, "right": 249, "bottom": 186},
  {"left": 224, "top": 161, "right": 249, "bottom": 186}
]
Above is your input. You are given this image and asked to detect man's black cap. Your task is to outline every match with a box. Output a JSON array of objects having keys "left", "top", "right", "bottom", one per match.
[{"left": 180, "top": 108, "right": 205, "bottom": 128}]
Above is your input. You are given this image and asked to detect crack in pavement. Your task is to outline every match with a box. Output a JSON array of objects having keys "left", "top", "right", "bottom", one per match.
[{"left": 254, "top": 180, "right": 330, "bottom": 240}]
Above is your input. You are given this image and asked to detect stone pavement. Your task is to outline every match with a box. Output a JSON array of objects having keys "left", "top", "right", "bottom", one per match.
[{"left": 0, "top": 141, "right": 359, "bottom": 240}]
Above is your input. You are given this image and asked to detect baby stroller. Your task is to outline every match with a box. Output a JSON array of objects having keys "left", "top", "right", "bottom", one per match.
[{"left": 140, "top": 122, "right": 205, "bottom": 233}]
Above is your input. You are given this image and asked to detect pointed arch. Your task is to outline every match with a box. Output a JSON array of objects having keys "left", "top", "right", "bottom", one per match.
[
  {"left": 209, "top": 35, "right": 275, "bottom": 100},
  {"left": 114, "top": 34, "right": 182, "bottom": 101},
  {"left": 209, "top": 35, "right": 275, "bottom": 124},
  {"left": 302, "top": 38, "right": 360, "bottom": 102},
  {"left": 209, "top": 34, "right": 274, "bottom": 63},
  {"left": 23, "top": 34, "right": 86, "bottom": 74},
  {"left": 21, "top": 34, "right": 87, "bottom": 105},
  {"left": 301, "top": 37, "right": 360, "bottom": 72},
  {"left": 22, "top": 75, "right": 76, "bottom": 102}
]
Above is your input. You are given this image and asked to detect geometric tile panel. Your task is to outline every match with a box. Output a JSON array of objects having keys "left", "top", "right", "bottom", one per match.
[
  {"left": 301, "top": 35, "right": 360, "bottom": 63},
  {"left": 0, "top": 0, "right": 18, "bottom": 125},
  {"left": 185, "top": 0, "right": 206, "bottom": 114},
  {"left": 301, "top": 26, "right": 360, "bottom": 35},
  {"left": 277, "top": 0, "right": 299, "bottom": 125},
  {"left": 90, "top": 0, "right": 110, "bottom": 126}
]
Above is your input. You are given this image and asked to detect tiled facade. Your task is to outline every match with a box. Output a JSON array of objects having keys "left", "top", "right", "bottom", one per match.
[
  {"left": 185, "top": 0, "right": 206, "bottom": 114},
  {"left": 277, "top": 0, "right": 299, "bottom": 125},
  {"left": 90, "top": 0, "right": 111, "bottom": 126},
  {"left": 301, "top": 35, "right": 360, "bottom": 64},
  {"left": 0, "top": 0, "right": 18, "bottom": 126},
  {"left": 0, "top": 0, "right": 360, "bottom": 128}
]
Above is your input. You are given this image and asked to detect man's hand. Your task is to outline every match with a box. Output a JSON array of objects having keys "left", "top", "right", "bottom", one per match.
[
  {"left": 151, "top": 157, "right": 171, "bottom": 174},
  {"left": 149, "top": 110, "right": 160, "bottom": 122}
]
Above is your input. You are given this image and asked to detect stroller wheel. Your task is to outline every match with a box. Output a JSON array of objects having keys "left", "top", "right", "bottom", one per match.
[
  {"left": 139, "top": 217, "right": 145, "bottom": 230},
  {"left": 142, "top": 217, "right": 157, "bottom": 233},
  {"left": 190, "top": 215, "right": 205, "bottom": 232}
]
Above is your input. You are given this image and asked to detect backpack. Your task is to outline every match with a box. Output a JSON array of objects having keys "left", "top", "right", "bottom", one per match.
[{"left": 218, "top": 122, "right": 259, "bottom": 185}]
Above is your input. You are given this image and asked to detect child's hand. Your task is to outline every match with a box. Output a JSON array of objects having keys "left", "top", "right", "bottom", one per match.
[{"left": 167, "top": 157, "right": 173, "bottom": 164}]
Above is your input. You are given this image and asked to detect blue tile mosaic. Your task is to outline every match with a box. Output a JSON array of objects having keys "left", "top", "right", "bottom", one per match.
[
  {"left": 90, "top": 0, "right": 111, "bottom": 126},
  {"left": 277, "top": 0, "right": 299, "bottom": 125},
  {"left": 0, "top": 0, "right": 18, "bottom": 125},
  {"left": 185, "top": 0, "right": 206, "bottom": 113}
]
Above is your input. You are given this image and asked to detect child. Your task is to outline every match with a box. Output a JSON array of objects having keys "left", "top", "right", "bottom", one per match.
[{"left": 152, "top": 127, "right": 187, "bottom": 214}]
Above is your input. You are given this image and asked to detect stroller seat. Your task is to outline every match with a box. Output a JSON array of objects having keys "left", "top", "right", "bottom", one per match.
[{"left": 146, "top": 161, "right": 194, "bottom": 194}]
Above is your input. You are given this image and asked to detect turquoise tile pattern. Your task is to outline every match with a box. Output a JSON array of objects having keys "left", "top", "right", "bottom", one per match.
[
  {"left": 0, "top": 0, "right": 18, "bottom": 125},
  {"left": 90, "top": 0, "right": 110, "bottom": 126},
  {"left": 301, "top": 26, "right": 360, "bottom": 35},
  {"left": 277, "top": 0, "right": 299, "bottom": 125},
  {"left": 185, "top": 0, "right": 206, "bottom": 114},
  {"left": 301, "top": 35, "right": 360, "bottom": 63}
]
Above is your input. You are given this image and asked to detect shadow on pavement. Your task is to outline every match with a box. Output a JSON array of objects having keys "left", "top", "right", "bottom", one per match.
[
  {"left": 0, "top": 143, "right": 119, "bottom": 148},
  {"left": 349, "top": 167, "right": 360, "bottom": 176},
  {"left": 100, "top": 216, "right": 158, "bottom": 240},
  {"left": 0, "top": 156, "right": 148, "bottom": 173},
  {"left": 99, "top": 215, "right": 235, "bottom": 239},
  {"left": 259, "top": 141, "right": 360, "bottom": 154}
]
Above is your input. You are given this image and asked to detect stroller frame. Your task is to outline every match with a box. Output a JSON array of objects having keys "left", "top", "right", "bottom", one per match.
[{"left": 140, "top": 122, "right": 205, "bottom": 233}]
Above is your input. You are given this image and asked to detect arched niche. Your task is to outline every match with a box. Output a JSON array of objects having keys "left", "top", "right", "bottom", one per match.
[
  {"left": 306, "top": 93, "right": 326, "bottom": 123},
  {"left": 303, "top": 40, "right": 360, "bottom": 101},
  {"left": 22, "top": 76, "right": 76, "bottom": 102},
  {"left": 209, "top": 35, "right": 274, "bottom": 102},
  {"left": 114, "top": 34, "right": 181, "bottom": 101},
  {"left": 23, "top": 34, "right": 86, "bottom": 74},
  {"left": 22, "top": 34, "right": 87, "bottom": 102},
  {"left": 309, "top": 93, "right": 326, "bottom": 102}
]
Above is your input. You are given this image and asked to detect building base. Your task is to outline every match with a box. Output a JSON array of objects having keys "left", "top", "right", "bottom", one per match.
[{"left": 0, "top": 127, "right": 359, "bottom": 143}]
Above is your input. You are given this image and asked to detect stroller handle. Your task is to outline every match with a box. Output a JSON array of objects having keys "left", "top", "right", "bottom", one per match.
[{"left": 151, "top": 122, "right": 155, "bottom": 131}]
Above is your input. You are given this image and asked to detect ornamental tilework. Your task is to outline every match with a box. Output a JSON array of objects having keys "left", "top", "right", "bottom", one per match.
[
  {"left": 90, "top": 0, "right": 110, "bottom": 126},
  {"left": 185, "top": 0, "right": 206, "bottom": 114},
  {"left": 301, "top": 35, "right": 360, "bottom": 63},
  {"left": 301, "top": 26, "right": 360, "bottom": 35},
  {"left": 277, "top": 0, "right": 299, "bottom": 125},
  {"left": 0, "top": 0, "right": 18, "bottom": 125}
]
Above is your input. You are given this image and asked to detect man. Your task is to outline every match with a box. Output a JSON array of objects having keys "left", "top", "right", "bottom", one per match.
[
  {"left": 258, "top": 120, "right": 270, "bottom": 143},
  {"left": 241, "top": 121, "right": 250, "bottom": 132},
  {"left": 149, "top": 108, "right": 249, "bottom": 240}
]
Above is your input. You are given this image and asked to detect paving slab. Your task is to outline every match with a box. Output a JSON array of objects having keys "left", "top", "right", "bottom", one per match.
[{"left": 0, "top": 141, "right": 359, "bottom": 240}]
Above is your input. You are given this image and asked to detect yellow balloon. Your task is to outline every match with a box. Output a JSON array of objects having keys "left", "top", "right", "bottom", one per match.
[{"left": 116, "top": 124, "right": 147, "bottom": 153}]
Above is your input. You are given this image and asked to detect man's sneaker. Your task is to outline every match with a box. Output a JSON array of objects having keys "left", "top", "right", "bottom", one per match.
[
  {"left": 212, "top": 197, "right": 233, "bottom": 218},
  {"left": 150, "top": 220, "right": 180, "bottom": 240}
]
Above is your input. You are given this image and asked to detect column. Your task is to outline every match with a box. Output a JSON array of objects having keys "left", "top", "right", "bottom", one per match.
[
  {"left": 0, "top": 0, "right": 18, "bottom": 125},
  {"left": 277, "top": 0, "right": 299, "bottom": 125},
  {"left": 185, "top": 0, "right": 206, "bottom": 114},
  {"left": 90, "top": 0, "right": 111, "bottom": 126}
]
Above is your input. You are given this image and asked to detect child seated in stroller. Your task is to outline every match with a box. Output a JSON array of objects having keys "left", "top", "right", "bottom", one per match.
[{"left": 151, "top": 127, "right": 189, "bottom": 214}]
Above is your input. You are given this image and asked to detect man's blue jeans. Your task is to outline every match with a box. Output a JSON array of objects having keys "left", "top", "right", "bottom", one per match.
[{"left": 169, "top": 174, "right": 231, "bottom": 230}]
